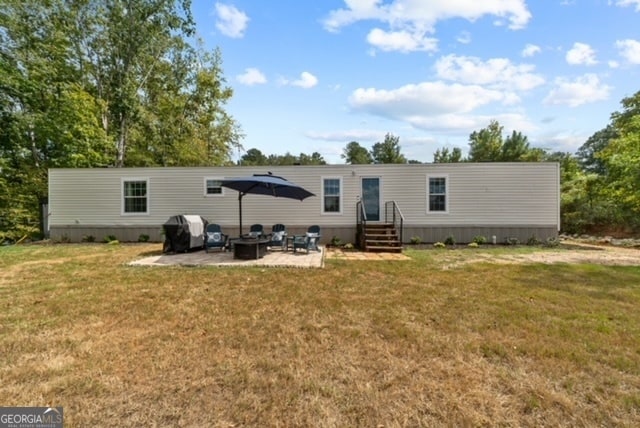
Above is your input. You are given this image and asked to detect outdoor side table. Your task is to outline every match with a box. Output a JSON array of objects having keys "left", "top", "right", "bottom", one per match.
[{"left": 286, "top": 236, "right": 295, "bottom": 252}]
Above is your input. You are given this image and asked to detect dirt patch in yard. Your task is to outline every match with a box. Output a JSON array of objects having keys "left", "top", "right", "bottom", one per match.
[
  {"left": 432, "top": 240, "right": 640, "bottom": 269},
  {"left": 328, "top": 240, "right": 640, "bottom": 267}
]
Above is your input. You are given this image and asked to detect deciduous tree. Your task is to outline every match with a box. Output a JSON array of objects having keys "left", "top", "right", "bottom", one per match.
[
  {"left": 433, "top": 147, "right": 463, "bottom": 163},
  {"left": 342, "top": 141, "right": 372, "bottom": 164},
  {"left": 241, "top": 148, "right": 268, "bottom": 166},
  {"left": 577, "top": 125, "right": 616, "bottom": 175},
  {"left": 599, "top": 90, "right": 640, "bottom": 223},
  {"left": 371, "top": 133, "right": 406, "bottom": 164},
  {"left": 0, "top": 0, "right": 242, "bottom": 240},
  {"left": 468, "top": 120, "right": 503, "bottom": 162}
]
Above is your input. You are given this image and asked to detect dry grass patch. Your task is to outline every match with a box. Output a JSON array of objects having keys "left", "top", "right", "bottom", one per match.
[{"left": 1, "top": 243, "right": 639, "bottom": 426}]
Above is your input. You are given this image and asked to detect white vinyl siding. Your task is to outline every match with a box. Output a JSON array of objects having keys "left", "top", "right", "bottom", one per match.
[
  {"left": 204, "top": 177, "right": 224, "bottom": 196},
  {"left": 122, "top": 178, "right": 149, "bottom": 215},
  {"left": 48, "top": 163, "right": 559, "bottom": 230},
  {"left": 321, "top": 177, "right": 342, "bottom": 214}
]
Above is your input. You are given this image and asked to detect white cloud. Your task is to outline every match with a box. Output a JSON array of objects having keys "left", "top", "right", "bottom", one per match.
[
  {"left": 367, "top": 28, "right": 438, "bottom": 53},
  {"left": 322, "top": 0, "right": 387, "bottom": 32},
  {"left": 322, "top": 0, "right": 531, "bottom": 52},
  {"left": 540, "top": 132, "right": 590, "bottom": 153},
  {"left": 324, "top": 0, "right": 531, "bottom": 31},
  {"left": 214, "top": 3, "right": 249, "bottom": 38},
  {"left": 405, "top": 113, "right": 535, "bottom": 133},
  {"left": 616, "top": 39, "right": 640, "bottom": 64},
  {"left": 543, "top": 74, "right": 611, "bottom": 107},
  {"left": 434, "top": 54, "right": 545, "bottom": 91},
  {"left": 237, "top": 68, "right": 267, "bottom": 86},
  {"left": 349, "top": 81, "right": 510, "bottom": 122},
  {"left": 521, "top": 44, "right": 541, "bottom": 57},
  {"left": 305, "top": 129, "right": 385, "bottom": 142},
  {"left": 566, "top": 42, "right": 598, "bottom": 66},
  {"left": 281, "top": 72, "right": 319, "bottom": 89},
  {"left": 615, "top": 0, "right": 640, "bottom": 12}
]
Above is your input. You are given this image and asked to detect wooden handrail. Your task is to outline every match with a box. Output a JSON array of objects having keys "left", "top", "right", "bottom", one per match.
[{"left": 384, "top": 201, "right": 405, "bottom": 244}]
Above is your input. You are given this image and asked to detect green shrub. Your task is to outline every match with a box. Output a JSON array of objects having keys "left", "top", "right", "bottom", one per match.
[
  {"left": 330, "top": 236, "right": 342, "bottom": 247},
  {"left": 433, "top": 242, "right": 445, "bottom": 248},
  {"left": 545, "top": 237, "right": 560, "bottom": 247},
  {"left": 410, "top": 236, "right": 422, "bottom": 245},
  {"left": 506, "top": 237, "right": 519, "bottom": 246},
  {"left": 82, "top": 235, "right": 96, "bottom": 243},
  {"left": 138, "top": 234, "right": 150, "bottom": 243},
  {"left": 103, "top": 235, "right": 117, "bottom": 243},
  {"left": 444, "top": 235, "right": 456, "bottom": 246},
  {"left": 472, "top": 235, "right": 487, "bottom": 245},
  {"left": 527, "top": 235, "right": 541, "bottom": 246}
]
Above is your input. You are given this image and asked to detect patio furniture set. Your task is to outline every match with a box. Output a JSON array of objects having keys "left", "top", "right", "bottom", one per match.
[
  {"left": 205, "top": 223, "right": 321, "bottom": 260},
  {"left": 202, "top": 173, "right": 320, "bottom": 260}
]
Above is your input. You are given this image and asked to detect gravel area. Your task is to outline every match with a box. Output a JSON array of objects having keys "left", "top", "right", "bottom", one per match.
[{"left": 433, "top": 240, "right": 640, "bottom": 269}]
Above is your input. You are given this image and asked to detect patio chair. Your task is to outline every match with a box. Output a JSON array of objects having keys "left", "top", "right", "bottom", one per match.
[
  {"left": 204, "top": 223, "right": 228, "bottom": 252},
  {"left": 247, "top": 224, "right": 264, "bottom": 238},
  {"left": 267, "top": 224, "right": 287, "bottom": 250},
  {"left": 293, "top": 225, "right": 321, "bottom": 253}
]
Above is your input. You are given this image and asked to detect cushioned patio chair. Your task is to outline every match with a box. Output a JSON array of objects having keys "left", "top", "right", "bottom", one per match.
[
  {"left": 267, "top": 224, "right": 287, "bottom": 250},
  {"left": 204, "top": 223, "right": 228, "bottom": 252},
  {"left": 247, "top": 224, "right": 264, "bottom": 238},
  {"left": 293, "top": 225, "right": 321, "bottom": 253}
]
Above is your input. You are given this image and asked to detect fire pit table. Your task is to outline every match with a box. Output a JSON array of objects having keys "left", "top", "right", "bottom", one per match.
[{"left": 231, "top": 237, "right": 270, "bottom": 260}]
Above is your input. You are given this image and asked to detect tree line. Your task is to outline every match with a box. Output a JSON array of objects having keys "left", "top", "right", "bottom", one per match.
[
  {"left": 1, "top": 0, "right": 242, "bottom": 240},
  {"left": 1, "top": 2, "right": 638, "bottom": 241},
  {"left": 238, "top": 133, "right": 417, "bottom": 166},
  {"left": 447, "top": 93, "right": 640, "bottom": 235},
  {"left": 338, "top": 91, "right": 640, "bottom": 235}
]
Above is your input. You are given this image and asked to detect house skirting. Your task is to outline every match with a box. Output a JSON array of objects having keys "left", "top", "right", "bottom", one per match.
[
  {"left": 49, "top": 225, "right": 165, "bottom": 243},
  {"left": 49, "top": 224, "right": 558, "bottom": 245},
  {"left": 403, "top": 225, "right": 558, "bottom": 245}
]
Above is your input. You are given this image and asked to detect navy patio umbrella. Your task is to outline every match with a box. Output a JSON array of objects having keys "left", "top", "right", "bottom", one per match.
[{"left": 220, "top": 173, "right": 315, "bottom": 236}]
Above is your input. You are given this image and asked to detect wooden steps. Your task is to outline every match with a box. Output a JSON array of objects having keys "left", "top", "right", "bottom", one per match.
[{"left": 362, "top": 223, "right": 402, "bottom": 253}]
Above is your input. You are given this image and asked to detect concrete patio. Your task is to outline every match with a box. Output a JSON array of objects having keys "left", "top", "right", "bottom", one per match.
[
  {"left": 128, "top": 246, "right": 411, "bottom": 268},
  {"left": 129, "top": 246, "right": 326, "bottom": 268}
]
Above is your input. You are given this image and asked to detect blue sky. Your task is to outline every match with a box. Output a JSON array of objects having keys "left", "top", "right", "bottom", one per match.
[{"left": 190, "top": 0, "right": 640, "bottom": 164}]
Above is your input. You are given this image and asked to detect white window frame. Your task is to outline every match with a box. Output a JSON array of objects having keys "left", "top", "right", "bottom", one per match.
[
  {"left": 321, "top": 176, "right": 343, "bottom": 215},
  {"left": 204, "top": 177, "right": 225, "bottom": 197},
  {"left": 427, "top": 174, "right": 448, "bottom": 214},
  {"left": 121, "top": 177, "right": 149, "bottom": 216}
]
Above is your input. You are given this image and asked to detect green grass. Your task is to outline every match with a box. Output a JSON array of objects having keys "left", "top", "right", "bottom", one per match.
[{"left": 1, "top": 243, "right": 640, "bottom": 427}]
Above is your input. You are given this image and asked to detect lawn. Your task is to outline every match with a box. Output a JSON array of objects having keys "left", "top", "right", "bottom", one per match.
[{"left": 1, "top": 243, "right": 639, "bottom": 427}]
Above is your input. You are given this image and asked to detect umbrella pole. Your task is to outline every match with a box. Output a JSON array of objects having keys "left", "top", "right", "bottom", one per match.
[{"left": 238, "top": 193, "right": 244, "bottom": 236}]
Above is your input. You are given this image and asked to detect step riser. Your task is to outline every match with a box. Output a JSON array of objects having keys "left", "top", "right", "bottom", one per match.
[{"left": 360, "top": 223, "right": 402, "bottom": 253}]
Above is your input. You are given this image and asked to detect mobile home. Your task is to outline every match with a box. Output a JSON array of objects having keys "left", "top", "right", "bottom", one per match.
[{"left": 48, "top": 163, "right": 560, "bottom": 245}]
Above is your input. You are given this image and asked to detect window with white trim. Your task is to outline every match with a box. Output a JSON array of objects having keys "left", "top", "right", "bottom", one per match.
[
  {"left": 428, "top": 176, "right": 448, "bottom": 213},
  {"left": 322, "top": 177, "right": 342, "bottom": 214},
  {"left": 122, "top": 179, "right": 148, "bottom": 214},
  {"left": 204, "top": 177, "right": 224, "bottom": 196}
]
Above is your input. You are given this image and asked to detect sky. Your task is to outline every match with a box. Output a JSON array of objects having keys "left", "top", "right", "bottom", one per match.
[{"left": 190, "top": 0, "right": 640, "bottom": 164}]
